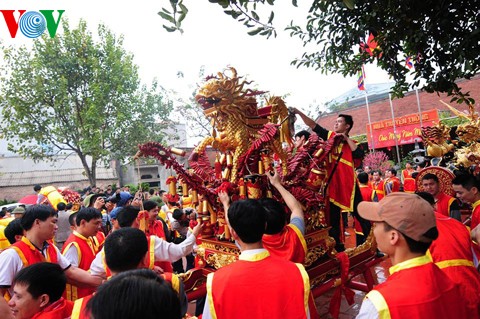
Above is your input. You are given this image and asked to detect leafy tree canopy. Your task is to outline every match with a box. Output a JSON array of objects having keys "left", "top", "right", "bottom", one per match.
[
  {"left": 0, "top": 20, "right": 173, "bottom": 186},
  {"left": 160, "top": 0, "right": 480, "bottom": 101}
]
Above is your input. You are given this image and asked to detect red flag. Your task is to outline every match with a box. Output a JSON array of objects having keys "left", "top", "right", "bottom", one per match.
[{"left": 406, "top": 56, "right": 414, "bottom": 69}]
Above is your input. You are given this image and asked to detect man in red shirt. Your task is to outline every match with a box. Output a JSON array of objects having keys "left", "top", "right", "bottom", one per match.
[
  {"left": 422, "top": 173, "right": 461, "bottom": 221},
  {"left": 8, "top": 263, "right": 73, "bottom": 319},
  {"left": 356, "top": 193, "right": 468, "bottom": 318},
  {"left": 0, "top": 205, "right": 102, "bottom": 299},
  {"left": 72, "top": 227, "right": 188, "bottom": 319},
  {"left": 293, "top": 130, "right": 311, "bottom": 153},
  {"left": 356, "top": 172, "right": 373, "bottom": 243},
  {"left": 401, "top": 162, "right": 416, "bottom": 193},
  {"left": 62, "top": 207, "right": 103, "bottom": 301},
  {"left": 416, "top": 191, "right": 480, "bottom": 318},
  {"left": 369, "top": 170, "right": 385, "bottom": 202},
  {"left": 292, "top": 108, "right": 369, "bottom": 252},
  {"left": 384, "top": 168, "right": 400, "bottom": 195},
  {"left": 452, "top": 173, "right": 480, "bottom": 230},
  {"left": 203, "top": 199, "right": 311, "bottom": 319}
]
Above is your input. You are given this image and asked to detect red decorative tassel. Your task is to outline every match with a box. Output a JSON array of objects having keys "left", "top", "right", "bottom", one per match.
[
  {"left": 329, "top": 252, "right": 355, "bottom": 319},
  {"left": 215, "top": 161, "right": 222, "bottom": 180}
]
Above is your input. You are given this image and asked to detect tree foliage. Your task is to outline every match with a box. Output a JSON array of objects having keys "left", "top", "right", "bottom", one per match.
[
  {"left": 325, "top": 99, "right": 350, "bottom": 113},
  {"left": 0, "top": 20, "right": 173, "bottom": 186},
  {"left": 159, "top": 0, "right": 480, "bottom": 100}
]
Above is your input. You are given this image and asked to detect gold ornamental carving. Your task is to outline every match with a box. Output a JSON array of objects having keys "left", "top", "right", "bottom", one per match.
[
  {"left": 205, "top": 253, "right": 238, "bottom": 269},
  {"left": 200, "top": 242, "right": 240, "bottom": 255},
  {"left": 304, "top": 246, "right": 328, "bottom": 267},
  {"left": 344, "top": 229, "right": 376, "bottom": 257}
]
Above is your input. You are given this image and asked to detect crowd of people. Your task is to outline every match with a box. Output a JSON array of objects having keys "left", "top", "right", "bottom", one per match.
[{"left": 0, "top": 108, "right": 479, "bottom": 319}]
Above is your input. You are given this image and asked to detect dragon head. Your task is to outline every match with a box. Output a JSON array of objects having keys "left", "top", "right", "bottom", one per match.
[{"left": 195, "top": 67, "right": 262, "bottom": 120}]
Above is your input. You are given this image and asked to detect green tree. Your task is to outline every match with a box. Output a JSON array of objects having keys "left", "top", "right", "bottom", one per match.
[
  {"left": 159, "top": 0, "right": 480, "bottom": 101},
  {"left": 325, "top": 99, "right": 350, "bottom": 113},
  {"left": 0, "top": 20, "right": 173, "bottom": 186}
]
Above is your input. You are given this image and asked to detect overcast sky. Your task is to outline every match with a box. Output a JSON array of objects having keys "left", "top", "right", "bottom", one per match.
[
  {"left": 1, "top": 1, "right": 395, "bottom": 147},
  {"left": 1, "top": 1, "right": 391, "bottom": 106}
]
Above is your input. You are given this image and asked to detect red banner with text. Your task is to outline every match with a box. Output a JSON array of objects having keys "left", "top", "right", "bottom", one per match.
[{"left": 366, "top": 109, "right": 439, "bottom": 149}]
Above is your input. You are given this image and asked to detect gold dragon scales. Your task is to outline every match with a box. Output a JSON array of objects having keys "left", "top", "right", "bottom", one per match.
[
  {"left": 191, "top": 67, "right": 293, "bottom": 182},
  {"left": 440, "top": 100, "right": 480, "bottom": 168}
]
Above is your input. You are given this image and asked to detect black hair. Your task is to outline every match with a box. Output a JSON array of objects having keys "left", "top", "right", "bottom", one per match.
[
  {"left": 143, "top": 200, "right": 159, "bottom": 212},
  {"left": 0, "top": 209, "right": 5, "bottom": 218},
  {"left": 68, "top": 212, "right": 78, "bottom": 227},
  {"left": 76, "top": 207, "right": 102, "bottom": 225},
  {"left": 411, "top": 172, "right": 419, "bottom": 179},
  {"left": 387, "top": 168, "right": 397, "bottom": 175},
  {"left": 383, "top": 222, "right": 438, "bottom": 254},
  {"left": 294, "top": 130, "right": 310, "bottom": 140},
  {"left": 85, "top": 269, "right": 181, "bottom": 319},
  {"left": 338, "top": 114, "right": 354, "bottom": 132},
  {"left": 14, "top": 262, "right": 66, "bottom": 302},
  {"left": 159, "top": 190, "right": 167, "bottom": 196},
  {"left": 149, "top": 189, "right": 155, "bottom": 195},
  {"left": 258, "top": 198, "right": 287, "bottom": 235},
  {"left": 357, "top": 172, "right": 369, "bottom": 184},
  {"left": 172, "top": 209, "right": 184, "bottom": 221},
  {"left": 372, "top": 170, "right": 382, "bottom": 176},
  {"left": 4, "top": 219, "right": 23, "bottom": 245},
  {"left": 422, "top": 173, "right": 439, "bottom": 183},
  {"left": 20, "top": 205, "right": 58, "bottom": 231},
  {"left": 33, "top": 185, "right": 42, "bottom": 192},
  {"left": 452, "top": 173, "right": 480, "bottom": 190},
  {"left": 88, "top": 194, "right": 105, "bottom": 208},
  {"left": 104, "top": 228, "right": 148, "bottom": 272},
  {"left": 117, "top": 206, "right": 140, "bottom": 228},
  {"left": 227, "top": 200, "right": 266, "bottom": 243},
  {"left": 415, "top": 191, "right": 436, "bottom": 206},
  {"left": 56, "top": 202, "right": 66, "bottom": 211}
]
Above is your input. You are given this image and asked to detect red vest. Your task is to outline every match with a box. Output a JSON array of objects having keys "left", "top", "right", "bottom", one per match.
[
  {"left": 92, "top": 231, "right": 105, "bottom": 252},
  {"left": 471, "top": 200, "right": 480, "bottom": 231},
  {"left": 62, "top": 232, "right": 97, "bottom": 300},
  {"left": 367, "top": 255, "right": 467, "bottom": 319},
  {"left": 402, "top": 169, "right": 416, "bottom": 193},
  {"left": 146, "top": 220, "right": 167, "bottom": 240},
  {"left": 369, "top": 180, "right": 385, "bottom": 201},
  {"left": 71, "top": 273, "right": 179, "bottom": 319},
  {"left": 32, "top": 298, "right": 73, "bottom": 319},
  {"left": 435, "top": 192, "right": 456, "bottom": 218},
  {"left": 262, "top": 224, "right": 307, "bottom": 264},
  {"left": 207, "top": 250, "right": 309, "bottom": 319},
  {"left": 11, "top": 237, "right": 58, "bottom": 266},
  {"left": 326, "top": 132, "right": 358, "bottom": 211},
  {"left": 100, "top": 236, "right": 173, "bottom": 275},
  {"left": 100, "top": 249, "right": 112, "bottom": 278},
  {"left": 359, "top": 184, "right": 373, "bottom": 202},
  {"left": 145, "top": 235, "right": 173, "bottom": 273},
  {"left": 71, "top": 294, "right": 93, "bottom": 319},
  {"left": 356, "top": 184, "right": 373, "bottom": 234},
  {"left": 429, "top": 213, "right": 480, "bottom": 318}
]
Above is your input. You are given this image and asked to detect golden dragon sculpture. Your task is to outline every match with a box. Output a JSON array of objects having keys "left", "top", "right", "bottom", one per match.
[
  {"left": 439, "top": 100, "right": 480, "bottom": 168},
  {"left": 191, "top": 67, "right": 293, "bottom": 182}
]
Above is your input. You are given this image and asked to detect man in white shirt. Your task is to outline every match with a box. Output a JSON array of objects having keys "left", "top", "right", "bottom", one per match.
[
  {"left": 0, "top": 205, "right": 102, "bottom": 298},
  {"left": 89, "top": 205, "right": 201, "bottom": 277}
]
